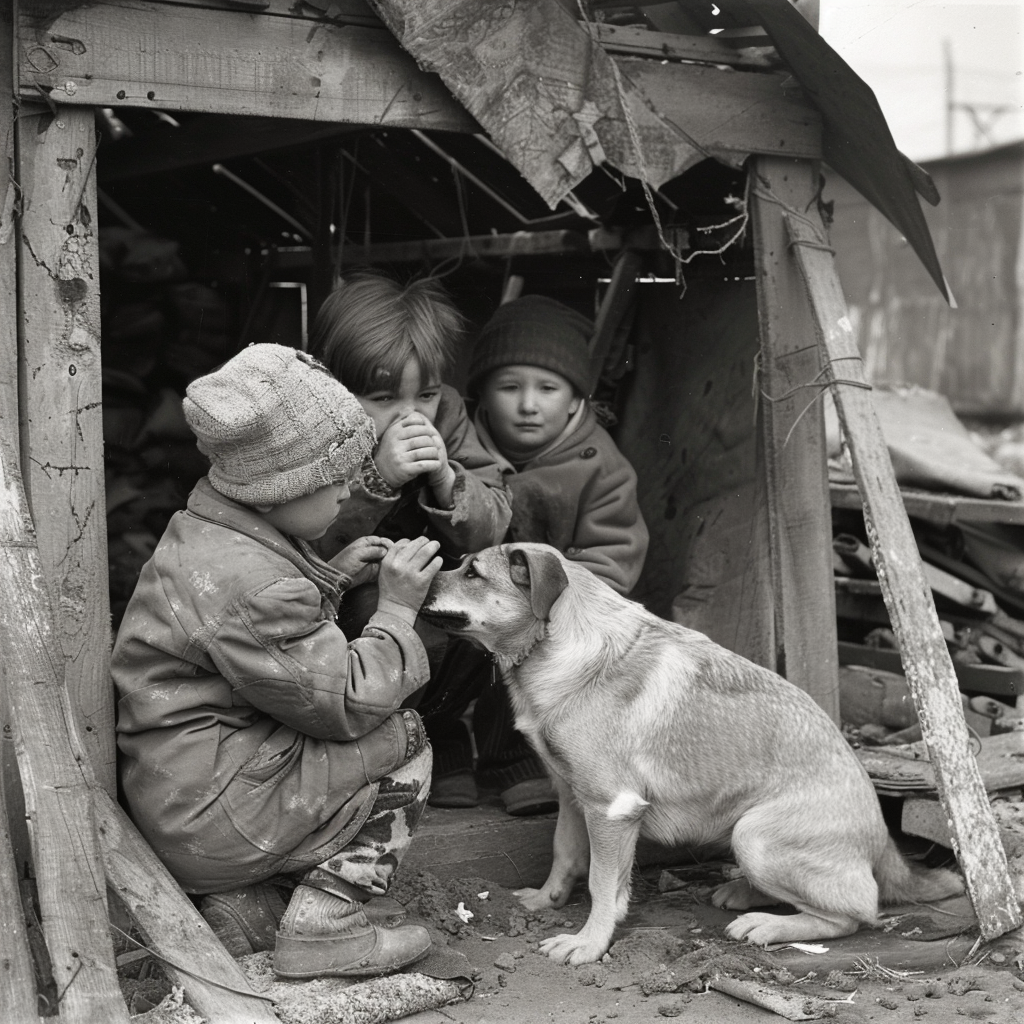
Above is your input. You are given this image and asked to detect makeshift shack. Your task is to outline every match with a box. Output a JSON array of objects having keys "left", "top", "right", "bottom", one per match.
[{"left": 0, "top": 2, "right": 1021, "bottom": 1021}]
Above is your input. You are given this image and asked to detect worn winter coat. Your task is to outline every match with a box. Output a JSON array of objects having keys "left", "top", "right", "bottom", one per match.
[
  {"left": 112, "top": 478, "right": 429, "bottom": 893},
  {"left": 475, "top": 404, "right": 649, "bottom": 595},
  {"left": 315, "top": 384, "right": 511, "bottom": 564}
]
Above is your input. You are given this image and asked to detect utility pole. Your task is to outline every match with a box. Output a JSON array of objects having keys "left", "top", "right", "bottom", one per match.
[{"left": 944, "top": 37, "right": 954, "bottom": 155}]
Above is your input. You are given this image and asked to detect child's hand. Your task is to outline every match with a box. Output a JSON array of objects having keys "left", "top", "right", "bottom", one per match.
[
  {"left": 374, "top": 413, "right": 455, "bottom": 498},
  {"left": 376, "top": 536, "right": 443, "bottom": 623},
  {"left": 329, "top": 536, "right": 393, "bottom": 588}
]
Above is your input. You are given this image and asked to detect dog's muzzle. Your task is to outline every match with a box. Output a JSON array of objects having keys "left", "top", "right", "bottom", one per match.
[{"left": 416, "top": 608, "right": 472, "bottom": 633}]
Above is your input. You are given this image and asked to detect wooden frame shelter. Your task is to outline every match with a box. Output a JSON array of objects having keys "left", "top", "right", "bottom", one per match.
[{"left": 1, "top": 1, "right": 1020, "bottom": 1020}]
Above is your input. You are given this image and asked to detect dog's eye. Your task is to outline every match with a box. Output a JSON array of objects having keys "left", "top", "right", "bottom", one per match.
[{"left": 464, "top": 565, "right": 478, "bottom": 579}]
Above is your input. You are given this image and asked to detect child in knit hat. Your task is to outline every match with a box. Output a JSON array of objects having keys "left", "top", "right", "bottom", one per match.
[
  {"left": 465, "top": 294, "right": 650, "bottom": 815},
  {"left": 309, "top": 271, "right": 512, "bottom": 808},
  {"left": 111, "top": 344, "right": 441, "bottom": 980}
]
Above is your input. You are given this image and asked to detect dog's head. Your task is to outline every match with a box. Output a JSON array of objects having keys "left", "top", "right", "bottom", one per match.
[{"left": 420, "top": 543, "right": 569, "bottom": 664}]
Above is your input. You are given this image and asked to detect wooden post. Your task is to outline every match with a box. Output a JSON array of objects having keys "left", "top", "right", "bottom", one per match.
[
  {"left": 1, "top": 0, "right": 33, "bottom": 888},
  {"left": 0, "top": 446, "right": 127, "bottom": 1021},
  {"left": 751, "top": 157, "right": 840, "bottom": 720},
  {"left": 15, "top": 103, "right": 115, "bottom": 795},
  {"left": 587, "top": 248, "right": 645, "bottom": 394},
  {"left": 95, "top": 790, "right": 281, "bottom": 1024},
  {"left": 783, "top": 209, "right": 1022, "bottom": 939}
]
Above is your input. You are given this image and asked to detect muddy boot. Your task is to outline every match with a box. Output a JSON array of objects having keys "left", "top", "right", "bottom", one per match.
[
  {"left": 273, "top": 884, "right": 430, "bottom": 979},
  {"left": 200, "top": 883, "right": 288, "bottom": 957}
]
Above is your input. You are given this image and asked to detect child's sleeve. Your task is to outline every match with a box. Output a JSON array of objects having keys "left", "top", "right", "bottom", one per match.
[
  {"left": 568, "top": 451, "right": 650, "bottom": 596},
  {"left": 213, "top": 576, "right": 431, "bottom": 742},
  {"left": 417, "top": 385, "right": 512, "bottom": 554}
]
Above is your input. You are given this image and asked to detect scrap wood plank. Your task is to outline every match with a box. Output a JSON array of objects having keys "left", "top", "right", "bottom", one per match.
[
  {"left": 751, "top": 157, "right": 838, "bottom": 718},
  {"left": 1, "top": 0, "right": 33, "bottom": 961},
  {"left": 785, "top": 209, "right": 1022, "bottom": 939},
  {"left": 0, "top": 451, "right": 127, "bottom": 1022},
  {"left": 584, "top": 21, "right": 779, "bottom": 69},
  {"left": 587, "top": 248, "right": 645, "bottom": 395},
  {"left": 17, "top": 0, "right": 473, "bottom": 130},
  {"left": 95, "top": 790, "right": 280, "bottom": 1024}
]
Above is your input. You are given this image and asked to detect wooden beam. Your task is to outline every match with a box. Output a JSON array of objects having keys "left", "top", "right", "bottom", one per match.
[
  {"left": 587, "top": 248, "right": 645, "bottom": 395},
  {"left": 99, "top": 115, "right": 358, "bottom": 183},
  {"left": 1, "top": 0, "right": 33, "bottom": 905},
  {"left": 585, "top": 21, "right": 779, "bottom": 69},
  {"left": 784, "top": 209, "right": 1023, "bottom": 940},
  {"left": 95, "top": 790, "right": 280, "bottom": 1024},
  {"left": 617, "top": 58, "right": 822, "bottom": 162},
  {"left": 0, "top": 448, "right": 126, "bottom": 1022},
  {"left": 0, "top": 20, "right": 38, "bottom": 1014},
  {"left": 16, "top": 105, "right": 115, "bottom": 794},
  {"left": 270, "top": 225, "right": 689, "bottom": 270},
  {"left": 751, "top": 157, "right": 839, "bottom": 719},
  {"left": 17, "top": 0, "right": 474, "bottom": 131}
]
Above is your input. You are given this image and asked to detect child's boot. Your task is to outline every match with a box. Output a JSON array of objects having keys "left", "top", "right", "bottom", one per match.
[{"left": 273, "top": 884, "right": 429, "bottom": 979}]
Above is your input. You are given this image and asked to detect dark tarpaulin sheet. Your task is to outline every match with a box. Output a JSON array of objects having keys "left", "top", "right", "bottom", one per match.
[{"left": 729, "top": 0, "right": 951, "bottom": 303}]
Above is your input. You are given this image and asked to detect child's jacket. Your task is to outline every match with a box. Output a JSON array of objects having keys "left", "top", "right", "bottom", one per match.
[
  {"left": 476, "top": 404, "right": 649, "bottom": 595},
  {"left": 112, "top": 477, "right": 429, "bottom": 892},
  {"left": 315, "top": 384, "right": 511, "bottom": 563}
]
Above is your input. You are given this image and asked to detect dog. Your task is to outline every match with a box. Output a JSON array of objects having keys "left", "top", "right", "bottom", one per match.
[{"left": 419, "top": 542, "right": 964, "bottom": 965}]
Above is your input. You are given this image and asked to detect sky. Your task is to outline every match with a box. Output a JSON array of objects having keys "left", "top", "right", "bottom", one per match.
[{"left": 819, "top": 0, "right": 1023, "bottom": 161}]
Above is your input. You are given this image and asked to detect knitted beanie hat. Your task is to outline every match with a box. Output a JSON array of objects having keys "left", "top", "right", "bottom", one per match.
[
  {"left": 183, "top": 344, "right": 375, "bottom": 506},
  {"left": 467, "top": 295, "right": 593, "bottom": 398}
]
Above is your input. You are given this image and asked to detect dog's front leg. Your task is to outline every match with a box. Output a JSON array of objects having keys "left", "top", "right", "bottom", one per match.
[
  {"left": 539, "top": 799, "right": 644, "bottom": 966},
  {"left": 516, "top": 775, "right": 588, "bottom": 912}
]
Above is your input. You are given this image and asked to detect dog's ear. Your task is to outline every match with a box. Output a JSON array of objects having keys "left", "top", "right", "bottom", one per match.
[{"left": 508, "top": 547, "right": 569, "bottom": 621}]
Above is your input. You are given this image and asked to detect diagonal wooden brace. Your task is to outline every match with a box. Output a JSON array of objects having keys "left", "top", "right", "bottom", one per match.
[{"left": 783, "top": 209, "right": 1022, "bottom": 940}]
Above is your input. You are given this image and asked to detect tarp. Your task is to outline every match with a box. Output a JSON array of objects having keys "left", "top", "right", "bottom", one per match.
[
  {"left": 369, "top": 0, "right": 950, "bottom": 302},
  {"left": 368, "top": 0, "right": 702, "bottom": 207}
]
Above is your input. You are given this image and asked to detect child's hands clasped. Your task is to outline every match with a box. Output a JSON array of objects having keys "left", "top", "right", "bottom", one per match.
[
  {"left": 329, "top": 536, "right": 392, "bottom": 588},
  {"left": 376, "top": 536, "right": 443, "bottom": 623},
  {"left": 374, "top": 413, "right": 457, "bottom": 503}
]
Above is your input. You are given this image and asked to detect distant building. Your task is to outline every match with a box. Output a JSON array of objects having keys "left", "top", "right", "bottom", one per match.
[{"left": 826, "top": 140, "right": 1024, "bottom": 418}]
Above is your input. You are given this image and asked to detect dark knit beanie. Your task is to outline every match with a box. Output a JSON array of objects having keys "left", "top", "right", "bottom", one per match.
[{"left": 467, "top": 295, "right": 593, "bottom": 398}]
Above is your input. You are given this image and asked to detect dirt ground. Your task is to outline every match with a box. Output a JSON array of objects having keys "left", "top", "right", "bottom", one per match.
[
  {"left": 387, "top": 864, "right": 1024, "bottom": 1024},
  {"left": 124, "top": 860, "right": 1024, "bottom": 1024}
]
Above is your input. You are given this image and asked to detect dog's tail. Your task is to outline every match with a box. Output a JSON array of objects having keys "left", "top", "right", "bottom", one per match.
[{"left": 875, "top": 837, "right": 964, "bottom": 906}]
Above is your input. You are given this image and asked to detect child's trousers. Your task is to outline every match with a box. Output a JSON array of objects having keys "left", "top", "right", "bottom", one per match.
[{"left": 300, "top": 743, "right": 431, "bottom": 900}]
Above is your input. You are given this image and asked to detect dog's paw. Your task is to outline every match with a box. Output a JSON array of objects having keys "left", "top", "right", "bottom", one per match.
[
  {"left": 539, "top": 931, "right": 609, "bottom": 966},
  {"left": 712, "top": 878, "right": 777, "bottom": 911},
  {"left": 725, "top": 912, "right": 792, "bottom": 946},
  {"left": 515, "top": 886, "right": 567, "bottom": 911}
]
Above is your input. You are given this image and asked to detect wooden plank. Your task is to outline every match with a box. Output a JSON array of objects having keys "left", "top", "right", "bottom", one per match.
[
  {"left": 0, "top": 11, "right": 38, "bottom": 1012},
  {"left": 838, "top": 641, "right": 1023, "bottom": 700},
  {"left": 751, "top": 157, "right": 838, "bottom": 719},
  {"left": 616, "top": 58, "right": 822, "bottom": 162},
  {"left": 584, "top": 21, "right": 779, "bottom": 69},
  {"left": 0, "top": 768, "right": 38, "bottom": 1024},
  {"left": 270, "top": 225, "right": 690, "bottom": 271},
  {"left": 0, "top": 452, "right": 126, "bottom": 1021},
  {"left": 831, "top": 482, "right": 1024, "bottom": 528},
  {"left": 785, "top": 209, "right": 1022, "bottom": 940},
  {"left": 1, "top": 0, "right": 33, "bottom": 901},
  {"left": 16, "top": 104, "right": 115, "bottom": 795},
  {"left": 17, "top": 0, "right": 474, "bottom": 130},
  {"left": 95, "top": 790, "right": 280, "bottom": 1024},
  {"left": 587, "top": 248, "right": 645, "bottom": 395},
  {"left": 99, "top": 115, "right": 358, "bottom": 183}
]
